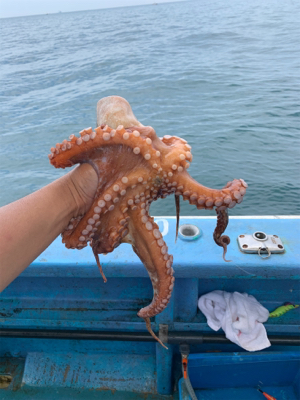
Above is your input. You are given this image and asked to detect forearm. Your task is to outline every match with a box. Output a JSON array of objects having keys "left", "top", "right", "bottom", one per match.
[{"left": 0, "top": 173, "right": 78, "bottom": 291}]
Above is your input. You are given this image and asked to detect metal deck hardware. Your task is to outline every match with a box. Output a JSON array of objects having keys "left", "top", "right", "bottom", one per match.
[{"left": 237, "top": 231, "right": 285, "bottom": 258}]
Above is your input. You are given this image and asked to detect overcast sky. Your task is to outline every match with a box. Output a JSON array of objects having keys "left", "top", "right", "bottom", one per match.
[{"left": 0, "top": 0, "right": 185, "bottom": 18}]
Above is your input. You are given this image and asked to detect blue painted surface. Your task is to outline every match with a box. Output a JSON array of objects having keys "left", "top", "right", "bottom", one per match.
[
  {"left": 23, "top": 352, "right": 157, "bottom": 392},
  {"left": 18, "top": 217, "right": 300, "bottom": 278},
  {"left": 0, "top": 217, "right": 299, "bottom": 398},
  {"left": 179, "top": 382, "right": 299, "bottom": 400},
  {"left": 179, "top": 351, "right": 300, "bottom": 399}
]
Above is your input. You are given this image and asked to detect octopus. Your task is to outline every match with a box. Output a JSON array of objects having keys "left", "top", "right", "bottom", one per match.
[{"left": 49, "top": 96, "right": 247, "bottom": 348}]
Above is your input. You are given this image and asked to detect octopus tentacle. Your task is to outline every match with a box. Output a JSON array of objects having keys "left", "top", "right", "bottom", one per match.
[
  {"left": 169, "top": 174, "right": 246, "bottom": 260},
  {"left": 123, "top": 210, "right": 174, "bottom": 349},
  {"left": 125, "top": 212, "right": 174, "bottom": 318},
  {"left": 175, "top": 194, "right": 180, "bottom": 242},
  {"left": 214, "top": 208, "right": 231, "bottom": 262},
  {"left": 92, "top": 247, "right": 107, "bottom": 282},
  {"left": 144, "top": 317, "right": 168, "bottom": 350},
  {"left": 170, "top": 173, "right": 246, "bottom": 211},
  {"left": 49, "top": 96, "right": 248, "bottom": 348}
]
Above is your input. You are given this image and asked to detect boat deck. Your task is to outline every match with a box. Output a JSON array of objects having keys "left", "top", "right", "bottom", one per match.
[{"left": 0, "top": 216, "right": 299, "bottom": 399}]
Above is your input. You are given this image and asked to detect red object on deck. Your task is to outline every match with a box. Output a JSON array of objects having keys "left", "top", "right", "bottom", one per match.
[{"left": 258, "top": 388, "right": 277, "bottom": 400}]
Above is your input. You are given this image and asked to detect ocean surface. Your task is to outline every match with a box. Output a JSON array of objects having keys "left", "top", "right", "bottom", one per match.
[{"left": 1, "top": 0, "right": 299, "bottom": 216}]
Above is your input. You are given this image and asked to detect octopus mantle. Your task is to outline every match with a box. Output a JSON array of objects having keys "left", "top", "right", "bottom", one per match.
[{"left": 49, "top": 96, "right": 247, "bottom": 347}]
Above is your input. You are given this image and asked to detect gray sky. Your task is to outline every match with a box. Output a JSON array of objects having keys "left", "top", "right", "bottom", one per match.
[{"left": 0, "top": 0, "right": 185, "bottom": 18}]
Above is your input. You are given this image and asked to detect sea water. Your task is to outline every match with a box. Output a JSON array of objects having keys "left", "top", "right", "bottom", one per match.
[{"left": 1, "top": 0, "right": 299, "bottom": 216}]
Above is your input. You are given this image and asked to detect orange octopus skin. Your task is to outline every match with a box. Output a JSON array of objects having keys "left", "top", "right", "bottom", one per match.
[{"left": 49, "top": 96, "right": 248, "bottom": 348}]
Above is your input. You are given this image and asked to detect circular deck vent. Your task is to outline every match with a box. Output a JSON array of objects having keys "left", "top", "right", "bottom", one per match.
[{"left": 178, "top": 224, "right": 201, "bottom": 241}]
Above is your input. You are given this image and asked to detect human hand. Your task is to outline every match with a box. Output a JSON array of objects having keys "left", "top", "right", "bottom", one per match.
[{"left": 66, "top": 163, "right": 98, "bottom": 218}]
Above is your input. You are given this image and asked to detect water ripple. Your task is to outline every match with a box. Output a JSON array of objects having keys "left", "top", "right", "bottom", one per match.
[{"left": 0, "top": 0, "right": 299, "bottom": 215}]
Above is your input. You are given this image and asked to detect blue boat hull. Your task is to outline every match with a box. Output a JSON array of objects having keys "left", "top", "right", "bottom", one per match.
[{"left": 0, "top": 216, "right": 299, "bottom": 398}]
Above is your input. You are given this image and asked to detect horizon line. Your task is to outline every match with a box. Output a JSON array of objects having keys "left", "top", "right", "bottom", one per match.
[{"left": 0, "top": 0, "right": 187, "bottom": 20}]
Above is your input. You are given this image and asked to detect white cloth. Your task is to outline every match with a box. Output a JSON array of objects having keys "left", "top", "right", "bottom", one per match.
[{"left": 198, "top": 291, "right": 271, "bottom": 352}]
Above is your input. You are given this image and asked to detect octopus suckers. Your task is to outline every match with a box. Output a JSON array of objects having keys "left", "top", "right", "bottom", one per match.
[
  {"left": 145, "top": 222, "right": 153, "bottom": 230},
  {"left": 215, "top": 199, "right": 223, "bottom": 207},
  {"left": 240, "top": 178, "right": 248, "bottom": 188},
  {"left": 161, "top": 246, "right": 167, "bottom": 254},
  {"left": 49, "top": 96, "right": 248, "bottom": 349},
  {"left": 205, "top": 199, "right": 214, "bottom": 207},
  {"left": 153, "top": 229, "right": 161, "bottom": 239},
  {"left": 234, "top": 191, "right": 241, "bottom": 200},
  {"left": 228, "top": 201, "right": 236, "bottom": 208},
  {"left": 141, "top": 215, "right": 148, "bottom": 223},
  {"left": 157, "top": 238, "right": 164, "bottom": 246},
  {"left": 224, "top": 196, "right": 231, "bottom": 204}
]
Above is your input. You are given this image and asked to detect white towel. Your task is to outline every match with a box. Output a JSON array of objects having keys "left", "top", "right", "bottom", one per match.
[{"left": 198, "top": 291, "right": 271, "bottom": 352}]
